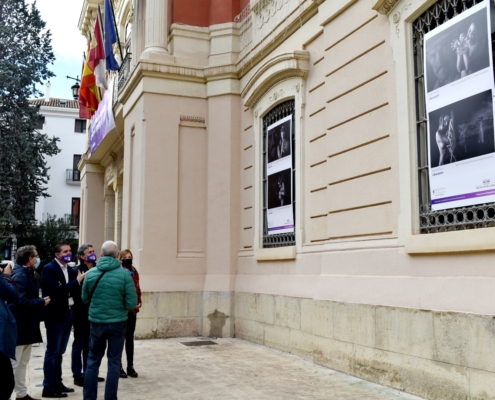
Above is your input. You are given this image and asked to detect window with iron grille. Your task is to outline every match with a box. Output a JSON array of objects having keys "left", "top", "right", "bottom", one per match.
[
  {"left": 414, "top": 0, "right": 495, "bottom": 233},
  {"left": 262, "top": 100, "right": 296, "bottom": 248}
]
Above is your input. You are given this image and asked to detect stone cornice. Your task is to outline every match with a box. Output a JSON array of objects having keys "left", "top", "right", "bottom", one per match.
[
  {"left": 78, "top": 0, "right": 100, "bottom": 38},
  {"left": 372, "top": 0, "right": 401, "bottom": 15},
  {"left": 242, "top": 50, "right": 310, "bottom": 108}
]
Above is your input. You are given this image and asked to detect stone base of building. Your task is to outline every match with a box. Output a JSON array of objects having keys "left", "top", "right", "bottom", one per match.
[{"left": 136, "top": 291, "right": 495, "bottom": 399}]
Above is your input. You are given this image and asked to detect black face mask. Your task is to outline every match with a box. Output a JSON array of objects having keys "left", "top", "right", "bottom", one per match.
[{"left": 122, "top": 258, "right": 133, "bottom": 269}]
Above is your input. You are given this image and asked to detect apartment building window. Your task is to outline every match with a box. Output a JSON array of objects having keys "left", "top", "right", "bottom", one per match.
[
  {"left": 71, "top": 197, "right": 80, "bottom": 227},
  {"left": 73, "top": 155, "right": 81, "bottom": 181},
  {"left": 262, "top": 100, "right": 296, "bottom": 248},
  {"left": 75, "top": 119, "right": 87, "bottom": 133},
  {"left": 414, "top": 0, "right": 495, "bottom": 234},
  {"left": 35, "top": 116, "right": 45, "bottom": 129}
]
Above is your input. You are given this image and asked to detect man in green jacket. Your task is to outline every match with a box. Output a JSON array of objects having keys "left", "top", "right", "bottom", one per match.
[{"left": 81, "top": 241, "right": 137, "bottom": 400}]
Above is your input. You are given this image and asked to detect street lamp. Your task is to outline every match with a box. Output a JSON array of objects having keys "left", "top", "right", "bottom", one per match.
[{"left": 66, "top": 76, "right": 80, "bottom": 101}]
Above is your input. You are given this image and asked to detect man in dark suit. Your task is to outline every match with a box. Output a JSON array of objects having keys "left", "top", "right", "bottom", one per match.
[{"left": 41, "top": 242, "right": 86, "bottom": 398}]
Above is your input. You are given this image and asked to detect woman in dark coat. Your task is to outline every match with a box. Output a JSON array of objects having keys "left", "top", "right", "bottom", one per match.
[
  {"left": 0, "top": 262, "right": 18, "bottom": 400},
  {"left": 119, "top": 249, "right": 142, "bottom": 379}
]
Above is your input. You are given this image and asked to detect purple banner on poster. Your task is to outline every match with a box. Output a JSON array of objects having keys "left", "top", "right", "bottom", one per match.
[
  {"left": 431, "top": 188, "right": 495, "bottom": 205},
  {"left": 268, "top": 224, "right": 294, "bottom": 231},
  {"left": 89, "top": 80, "right": 116, "bottom": 155}
]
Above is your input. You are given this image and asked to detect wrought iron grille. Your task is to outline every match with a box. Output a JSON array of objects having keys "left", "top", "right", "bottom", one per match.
[
  {"left": 262, "top": 100, "right": 296, "bottom": 247},
  {"left": 413, "top": 0, "right": 495, "bottom": 233},
  {"left": 118, "top": 52, "right": 132, "bottom": 92}
]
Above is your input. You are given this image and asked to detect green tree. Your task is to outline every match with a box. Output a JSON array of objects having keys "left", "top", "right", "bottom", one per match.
[
  {"left": 0, "top": 0, "right": 59, "bottom": 241},
  {"left": 26, "top": 215, "right": 78, "bottom": 268}
]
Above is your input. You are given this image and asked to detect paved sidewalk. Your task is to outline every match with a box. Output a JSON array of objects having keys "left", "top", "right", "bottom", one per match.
[{"left": 17, "top": 336, "right": 425, "bottom": 400}]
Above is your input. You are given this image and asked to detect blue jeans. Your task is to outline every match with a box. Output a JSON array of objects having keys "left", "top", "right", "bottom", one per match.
[
  {"left": 43, "top": 310, "right": 73, "bottom": 389},
  {"left": 83, "top": 321, "right": 126, "bottom": 400},
  {"left": 71, "top": 324, "right": 89, "bottom": 378}
]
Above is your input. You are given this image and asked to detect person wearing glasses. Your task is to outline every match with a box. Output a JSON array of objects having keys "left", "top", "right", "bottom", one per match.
[{"left": 9, "top": 246, "right": 50, "bottom": 400}]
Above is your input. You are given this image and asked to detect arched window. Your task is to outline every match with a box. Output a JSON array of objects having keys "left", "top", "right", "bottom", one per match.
[{"left": 125, "top": 22, "right": 132, "bottom": 55}]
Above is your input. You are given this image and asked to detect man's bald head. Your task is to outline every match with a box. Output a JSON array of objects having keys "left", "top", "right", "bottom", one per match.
[{"left": 101, "top": 241, "right": 120, "bottom": 258}]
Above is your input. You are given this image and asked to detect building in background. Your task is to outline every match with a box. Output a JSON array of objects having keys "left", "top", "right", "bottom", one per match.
[
  {"left": 31, "top": 84, "right": 87, "bottom": 228},
  {"left": 77, "top": 1, "right": 495, "bottom": 399}
]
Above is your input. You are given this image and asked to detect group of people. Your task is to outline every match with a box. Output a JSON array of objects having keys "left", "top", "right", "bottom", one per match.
[{"left": 0, "top": 240, "right": 141, "bottom": 400}]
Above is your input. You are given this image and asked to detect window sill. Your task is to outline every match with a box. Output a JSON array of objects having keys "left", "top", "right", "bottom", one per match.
[
  {"left": 255, "top": 246, "right": 296, "bottom": 261},
  {"left": 405, "top": 227, "right": 495, "bottom": 254}
]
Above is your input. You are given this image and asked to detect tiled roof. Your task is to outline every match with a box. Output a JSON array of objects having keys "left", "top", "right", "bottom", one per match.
[{"left": 30, "top": 98, "right": 79, "bottom": 109}]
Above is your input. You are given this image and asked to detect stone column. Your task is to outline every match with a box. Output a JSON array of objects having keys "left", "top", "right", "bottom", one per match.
[
  {"left": 104, "top": 187, "right": 116, "bottom": 242},
  {"left": 79, "top": 162, "right": 105, "bottom": 248},
  {"left": 114, "top": 179, "right": 123, "bottom": 248},
  {"left": 141, "top": 0, "right": 172, "bottom": 61}
]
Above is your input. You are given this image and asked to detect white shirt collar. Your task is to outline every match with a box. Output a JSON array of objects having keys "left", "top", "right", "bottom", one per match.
[{"left": 55, "top": 258, "right": 67, "bottom": 269}]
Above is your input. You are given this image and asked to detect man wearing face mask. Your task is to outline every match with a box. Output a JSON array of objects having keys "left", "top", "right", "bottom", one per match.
[
  {"left": 41, "top": 242, "right": 86, "bottom": 398},
  {"left": 71, "top": 244, "right": 104, "bottom": 387},
  {"left": 8, "top": 245, "right": 50, "bottom": 400}
]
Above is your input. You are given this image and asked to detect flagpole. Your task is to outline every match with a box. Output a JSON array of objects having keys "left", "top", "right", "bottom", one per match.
[
  {"left": 97, "top": 5, "right": 105, "bottom": 42},
  {"left": 107, "top": 0, "right": 124, "bottom": 64}
]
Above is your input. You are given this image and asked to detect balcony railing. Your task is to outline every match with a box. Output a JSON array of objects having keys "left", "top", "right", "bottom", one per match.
[
  {"left": 66, "top": 169, "right": 80, "bottom": 183},
  {"left": 118, "top": 52, "right": 132, "bottom": 92},
  {"left": 64, "top": 213, "right": 80, "bottom": 227}
]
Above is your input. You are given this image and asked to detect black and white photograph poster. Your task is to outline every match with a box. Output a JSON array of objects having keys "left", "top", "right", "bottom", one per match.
[
  {"left": 425, "top": 0, "right": 495, "bottom": 211},
  {"left": 266, "top": 115, "right": 294, "bottom": 235}
]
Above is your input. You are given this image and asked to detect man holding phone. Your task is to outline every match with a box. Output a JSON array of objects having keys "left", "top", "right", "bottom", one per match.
[{"left": 9, "top": 246, "right": 50, "bottom": 400}]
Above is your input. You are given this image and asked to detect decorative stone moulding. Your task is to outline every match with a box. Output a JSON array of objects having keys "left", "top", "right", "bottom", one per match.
[
  {"left": 242, "top": 50, "right": 310, "bottom": 108},
  {"left": 180, "top": 115, "right": 206, "bottom": 123},
  {"left": 252, "top": 0, "right": 291, "bottom": 29},
  {"left": 372, "top": 0, "right": 402, "bottom": 15}
]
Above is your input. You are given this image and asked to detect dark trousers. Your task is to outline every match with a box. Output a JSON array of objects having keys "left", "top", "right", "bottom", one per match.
[
  {"left": 83, "top": 321, "right": 126, "bottom": 400},
  {"left": 124, "top": 312, "right": 137, "bottom": 369},
  {"left": 0, "top": 351, "right": 14, "bottom": 400},
  {"left": 43, "top": 310, "right": 73, "bottom": 389},
  {"left": 71, "top": 322, "right": 90, "bottom": 378}
]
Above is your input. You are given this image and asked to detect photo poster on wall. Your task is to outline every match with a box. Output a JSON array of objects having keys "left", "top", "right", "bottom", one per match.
[
  {"left": 424, "top": 0, "right": 495, "bottom": 211},
  {"left": 266, "top": 114, "right": 294, "bottom": 235}
]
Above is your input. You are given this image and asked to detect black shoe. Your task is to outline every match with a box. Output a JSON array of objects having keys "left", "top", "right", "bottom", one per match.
[
  {"left": 73, "top": 377, "right": 84, "bottom": 387},
  {"left": 97, "top": 377, "right": 105, "bottom": 382},
  {"left": 56, "top": 384, "right": 74, "bottom": 393},
  {"left": 127, "top": 367, "right": 138, "bottom": 378},
  {"left": 42, "top": 389, "right": 68, "bottom": 398},
  {"left": 119, "top": 367, "right": 128, "bottom": 378}
]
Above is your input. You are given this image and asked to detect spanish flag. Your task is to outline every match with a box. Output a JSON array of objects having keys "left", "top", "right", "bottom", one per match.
[{"left": 79, "top": 40, "right": 101, "bottom": 118}]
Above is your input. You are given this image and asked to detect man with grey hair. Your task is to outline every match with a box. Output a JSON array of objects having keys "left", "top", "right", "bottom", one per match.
[{"left": 82, "top": 241, "right": 137, "bottom": 400}]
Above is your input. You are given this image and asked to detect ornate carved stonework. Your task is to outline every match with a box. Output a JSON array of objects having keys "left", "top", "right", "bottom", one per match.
[
  {"left": 393, "top": 3, "right": 411, "bottom": 37},
  {"left": 268, "top": 89, "right": 285, "bottom": 105},
  {"left": 247, "top": 70, "right": 307, "bottom": 108},
  {"left": 180, "top": 115, "right": 206, "bottom": 124},
  {"left": 126, "top": 3, "right": 134, "bottom": 25},
  {"left": 372, "top": 0, "right": 401, "bottom": 15}
]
